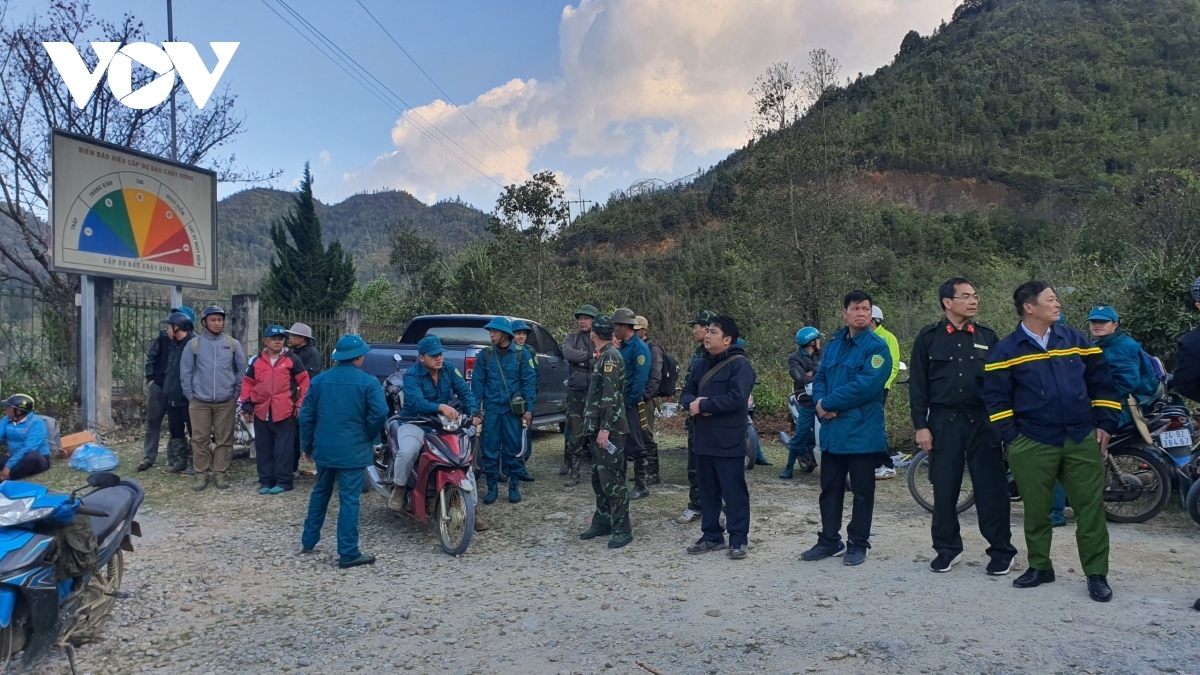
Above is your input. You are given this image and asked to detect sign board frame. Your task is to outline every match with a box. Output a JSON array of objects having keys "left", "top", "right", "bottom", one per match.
[{"left": 49, "top": 129, "right": 219, "bottom": 289}]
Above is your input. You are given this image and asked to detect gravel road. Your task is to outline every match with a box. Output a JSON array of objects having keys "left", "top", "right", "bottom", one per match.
[{"left": 27, "top": 431, "right": 1200, "bottom": 675}]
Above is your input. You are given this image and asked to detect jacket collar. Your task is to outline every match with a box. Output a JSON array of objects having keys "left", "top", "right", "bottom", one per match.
[
  {"left": 705, "top": 344, "right": 745, "bottom": 364},
  {"left": 834, "top": 326, "right": 871, "bottom": 345},
  {"left": 1095, "top": 328, "right": 1126, "bottom": 348},
  {"left": 940, "top": 317, "right": 976, "bottom": 334},
  {"left": 1013, "top": 322, "right": 1062, "bottom": 349}
]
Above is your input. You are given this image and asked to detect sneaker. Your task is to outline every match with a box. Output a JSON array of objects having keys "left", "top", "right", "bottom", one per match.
[
  {"left": 800, "top": 541, "right": 845, "bottom": 561},
  {"left": 986, "top": 557, "right": 1014, "bottom": 576},
  {"left": 686, "top": 539, "right": 726, "bottom": 555},
  {"left": 728, "top": 545, "right": 747, "bottom": 560},
  {"left": 214, "top": 476, "right": 231, "bottom": 490},
  {"left": 843, "top": 544, "right": 868, "bottom": 566},
  {"left": 388, "top": 486, "right": 407, "bottom": 512},
  {"left": 674, "top": 509, "right": 700, "bottom": 524},
  {"left": 1051, "top": 511, "right": 1067, "bottom": 527},
  {"left": 259, "top": 486, "right": 270, "bottom": 495},
  {"left": 875, "top": 466, "right": 896, "bottom": 480},
  {"left": 268, "top": 486, "right": 285, "bottom": 495},
  {"left": 930, "top": 552, "right": 963, "bottom": 573},
  {"left": 191, "top": 477, "right": 208, "bottom": 492}
]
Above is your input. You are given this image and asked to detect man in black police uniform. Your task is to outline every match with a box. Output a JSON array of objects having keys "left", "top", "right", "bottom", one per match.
[{"left": 909, "top": 278, "right": 1017, "bottom": 575}]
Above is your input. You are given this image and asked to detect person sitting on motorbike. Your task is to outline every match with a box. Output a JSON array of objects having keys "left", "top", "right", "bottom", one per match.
[
  {"left": 391, "top": 335, "right": 481, "bottom": 512},
  {"left": 1086, "top": 305, "right": 1161, "bottom": 426}
]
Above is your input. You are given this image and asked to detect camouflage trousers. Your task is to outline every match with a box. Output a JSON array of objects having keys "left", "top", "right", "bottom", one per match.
[
  {"left": 564, "top": 390, "right": 590, "bottom": 470},
  {"left": 589, "top": 432, "right": 630, "bottom": 537}
]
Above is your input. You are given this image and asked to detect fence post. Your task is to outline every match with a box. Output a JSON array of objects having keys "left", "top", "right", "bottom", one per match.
[
  {"left": 230, "top": 295, "right": 259, "bottom": 356},
  {"left": 340, "top": 307, "right": 362, "bottom": 337}
]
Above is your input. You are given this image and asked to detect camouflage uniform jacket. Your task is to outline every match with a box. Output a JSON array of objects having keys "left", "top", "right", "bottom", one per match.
[{"left": 583, "top": 343, "right": 628, "bottom": 435}]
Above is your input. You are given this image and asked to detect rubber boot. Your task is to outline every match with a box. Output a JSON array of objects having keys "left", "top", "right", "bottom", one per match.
[
  {"left": 483, "top": 476, "right": 498, "bottom": 505},
  {"left": 508, "top": 477, "right": 521, "bottom": 504},
  {"left": 629, "top": 459, "right": 649, "bottom": 500},
  {"left": 780, "top": 447, "right": 799, "bottom": 479},
  {"left": 563, "top": 459, "right": 581, "bottom": 488},
  {"left": 558, "top": 460, "right": 571, "bottom": 476}
]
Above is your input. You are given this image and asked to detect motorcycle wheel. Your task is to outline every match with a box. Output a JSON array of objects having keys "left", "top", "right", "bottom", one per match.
[
  {"left": 436, "top": 485, "right": 475, "bottom": 556},
  {"left": 1185, "top": 476, "right": 1200, "bottom": 526},
  {"left": 62, "top": 550, "right": 124, "bottom": 644},
  {"left": 1104, "top": 446, "right": 1171, "bottom": 523},
  {"left": 906, "top": 450, "right": 976, "bottom": 515},
  {"left": 0, "top": 608, "right": 29, "bottom": 670}
]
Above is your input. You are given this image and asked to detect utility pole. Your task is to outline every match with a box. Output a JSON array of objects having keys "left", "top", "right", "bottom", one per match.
[
  {"left": 167, "top": 0, "right": 184, "bottom": 311},
  {"left": 566, "top": 189, "right": 593, "bottom": 223}
]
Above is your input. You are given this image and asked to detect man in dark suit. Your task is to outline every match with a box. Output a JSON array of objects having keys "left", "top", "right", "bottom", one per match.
[{"left": 679, "top": 315, "right": 756, "bottom": 560}]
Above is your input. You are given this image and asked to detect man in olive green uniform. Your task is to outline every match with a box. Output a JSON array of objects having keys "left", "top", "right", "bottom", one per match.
[
  {"left": 675, "top": 309, "right": 716, "bottom": 524},
  {"left": 561, "top": 305, "right": 599, "bottom": 486},
  {"left": 579, "top": 315, "right": 633, "bottom": 549}
]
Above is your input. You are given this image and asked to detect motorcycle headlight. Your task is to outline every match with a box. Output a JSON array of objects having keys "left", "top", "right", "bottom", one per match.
[
  {"left": 439, "top": 414, "right": 461, "bottom": 432},
  {"left": 0, "top": 496, "right": 53, "bottom": 527}
]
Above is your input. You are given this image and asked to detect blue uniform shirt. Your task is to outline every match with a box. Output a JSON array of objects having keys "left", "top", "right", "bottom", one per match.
[
  {"left": 0, "top": 415, "right": 50, "bottom": 470},
  {"left": 812, "top": 327, "right": 891, "bottom": 455},
  {"left": 471, "top": 343, "right": 538, "bottom": 415},
  {"left": 618, "top": 334, "right": 651, "bottom": 408},
  {"left": 400, "top": 362, "right": 479, "bottom": 417}
]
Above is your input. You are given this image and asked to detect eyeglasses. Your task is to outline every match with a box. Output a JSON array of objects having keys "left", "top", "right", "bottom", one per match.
[{"left": 953, "top": 294, "right": 980, "bottom": 301}]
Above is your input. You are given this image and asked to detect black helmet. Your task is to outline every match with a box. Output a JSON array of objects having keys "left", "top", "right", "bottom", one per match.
[
  {"left": 165, "top": 311, "right": 194, "bottom": 332},
  {"left": 200, "top": 305, "right": 226, "bottom": 322},
  {"left": 1, "top": 394, "right": 34, "bottom": 414}
]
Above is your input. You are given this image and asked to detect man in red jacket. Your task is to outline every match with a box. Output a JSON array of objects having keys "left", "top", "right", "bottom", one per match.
[{"left": 240, "top": 325, "right": 310, "bottom": 494}]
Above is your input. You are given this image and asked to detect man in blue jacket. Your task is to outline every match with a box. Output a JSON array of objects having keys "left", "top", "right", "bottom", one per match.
[
  {"left": 0, "top": 394, "right": 51, "bottom": 480},
  {"left": 1086, "top": 305, "right": 1160, "bottom": 425},
  {"left": 298, "top": 335, "right": 389, "bottom": 569},
  {"left": 984, "top": 282, "right": 1121, "bottom": 602},
  {"left": 680, "top": 315, "right": 756, "bottom": 560},
  {"left": 802, "top": 290, "right": 892, "bottom": 567},
  {"left": 612, "top": 308, "right": 652, "bottom": 500},
  {"left": 391, "top": 335, "right": 480, "bottom": 512},
  {"left": 472, "top": 317, "right": 538, "bottom": 505}
]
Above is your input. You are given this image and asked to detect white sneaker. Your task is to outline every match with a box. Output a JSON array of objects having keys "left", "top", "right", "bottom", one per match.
[
  {"left": 875, "top": 466, "right": 896, "bottom": 480},
  {"left": 674, "top": 508, "right": 700, "bottom": 524}
]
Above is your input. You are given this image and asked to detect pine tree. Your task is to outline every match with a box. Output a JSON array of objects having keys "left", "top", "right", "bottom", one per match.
[{"left": 260, "top": 164, "right": 356, "bottom": 315}]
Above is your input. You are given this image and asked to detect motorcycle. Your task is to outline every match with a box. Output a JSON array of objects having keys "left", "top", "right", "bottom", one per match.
[
  {"left": 365, "top": 354, "right": 479, "bottom": 555},
  {"left": 0, "top": 471, "right": 142, "bottom": 673}
]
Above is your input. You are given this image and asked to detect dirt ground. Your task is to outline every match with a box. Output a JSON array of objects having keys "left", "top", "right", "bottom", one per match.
[{"left": 25, "top": 430, "right": 1200, "bottom": 675}]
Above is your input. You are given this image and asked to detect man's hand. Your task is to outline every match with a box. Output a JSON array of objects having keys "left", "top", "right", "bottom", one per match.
[
  {"left": 241, "top": 411, "right": 253, "bottom": 425},
  {"left": 1097, "top": 428, "right": 1111, "bottom": 457},
  {"left": 522, "top": 411, "right": 533, "bottom": 427},
  {"left": 688, "top": 397, "right": 707, "bottom": 416},
  {"left": 0, "top": 467, "right": 9, "bottom": 481},
  {"left": 303, "top": 453, "right": 313, "bottom": 463},
  {"left": 915, "top": 428, "right": 933, "bottom": 452},
  {"left": 472, "top": 414, "right": 483, "bottom": 428},
  {"left": 815, "top": 400, "right": 837, "bottom": 420},
  {"left": 437, "top": 404, "right": 459, "bottom": 421},
  {"left": 597, "top": 429, "right": 610, "bottom": 449}
]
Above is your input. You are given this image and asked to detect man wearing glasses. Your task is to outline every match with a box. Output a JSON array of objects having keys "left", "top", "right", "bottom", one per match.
[{"left": 909, "top": 278, "right": 1016, "bottom": 575}]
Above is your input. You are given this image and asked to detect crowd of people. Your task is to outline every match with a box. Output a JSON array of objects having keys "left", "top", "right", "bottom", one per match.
[{"left": 6, "top": 275, "right": 1200, "bottom": 605}]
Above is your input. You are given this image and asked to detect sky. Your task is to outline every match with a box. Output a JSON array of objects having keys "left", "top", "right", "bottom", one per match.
[{"left": 17, "top": 0, "right": 961, "bottom": 213}]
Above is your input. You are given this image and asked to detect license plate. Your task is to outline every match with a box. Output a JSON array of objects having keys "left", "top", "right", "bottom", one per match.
[{"left": 1159, "top": 429, "right": 1192, "bottom": 448}]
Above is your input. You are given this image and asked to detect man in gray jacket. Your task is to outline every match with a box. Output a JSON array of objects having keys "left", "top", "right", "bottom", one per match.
[
  {"left": 561, "top": 304, "right": 599, "bottom": 487},
  {"left": 180, "top": 306, "right": 248, "bottom": 491}
]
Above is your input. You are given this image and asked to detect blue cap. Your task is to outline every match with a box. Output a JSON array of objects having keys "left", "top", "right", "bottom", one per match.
[
  {"left": 331, "top": 334, "right": 370, "bottom": 361},
  {"left": 418, "top": 335, "right": 445, "bottom": 356},
  {"left": 1087, "top": 305, "right": 1119, "bottom": 323},
  {"left": 264, "top": 324, "right": 288, "bottom": 338},
  {"left": 483, "top": 316, "right": 514, "bottom": 338},
  {"left": 511, "top": 319, "right": 531, "bottom": 334}
]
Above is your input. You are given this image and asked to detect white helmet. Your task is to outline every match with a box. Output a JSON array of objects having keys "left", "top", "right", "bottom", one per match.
[{"left": 871, "top": 305, "right": 884, "bottom": 321}]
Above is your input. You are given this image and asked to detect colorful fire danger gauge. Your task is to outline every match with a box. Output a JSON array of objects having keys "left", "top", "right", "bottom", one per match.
[{"left": 63, "top": 172, "right": 202, "bottom": 268}]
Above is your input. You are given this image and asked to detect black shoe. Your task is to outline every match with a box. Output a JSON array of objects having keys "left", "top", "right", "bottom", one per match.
[
  {"left": 628, "top": 480, "right": 650, "bottom": 500},
  {"left": 728, "top": 545, "right": 747, "bottom": 560},
  {"left": 1087, "top": 575, "right": 1112, "bottom": 602},
  {"left": 843, "top": 544, "right": 867, "bottom": 566},
  {"left": 986, "top": 557, "right": 1014, "bottom": 576},
  {"left": 338, "top": 554, "right": 376, "bottom": 569},
  {"left": 579, "top": 526, "right": 612, "bottom": 540},
  {"left": 800, "top": 541, "right": 846, "bottom": 562},
  {"left": 1193, "top": 597, "right": 1200, "bottom": 611},
  {"left": 686, "top": 539, "right": 726, "bottom": 555},
  {"left": 1012, "top": 568, "right": 1055, "bottom": 588},
  {"left": 607, "top": 533, "right": 633, "bottom": 549},
  {"left": 136, "top": 459, "right": 154, "bottom": 472},
  {"left": 930, "top": 552, "right": 963, "bottom": 573}
]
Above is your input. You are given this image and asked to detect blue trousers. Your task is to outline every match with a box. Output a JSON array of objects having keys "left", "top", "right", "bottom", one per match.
[
  {"left": 1052, "top": 482, "right": 1067, "bottom": 513},
  {"left": 697, "top": 454, "right": 750, "bottom": 547},
  {"left": 788, "top": 405, "right": 817, "bottom": 458},
  {"left": 301, "top": 466, "right": 365, "bottom": 562},
  {"left": 482, "top": 411, "right": 523, "bottom": 480}
]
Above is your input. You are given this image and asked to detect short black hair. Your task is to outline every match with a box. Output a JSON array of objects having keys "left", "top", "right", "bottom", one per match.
[
  {"left": 843, "top": 290, "right": 873, "bottom": 309},
  {"left": 1013, "top": 281, "right": 1050, "bottom": 316},
  {"left": 708, "top": 315, "right": 740, "bottom": 344},
  {"left": 939, "top": 277, "right": 972, "bottom": 311}
]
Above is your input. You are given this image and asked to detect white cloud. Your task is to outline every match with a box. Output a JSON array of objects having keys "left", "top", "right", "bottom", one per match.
[
  {"left": 319, "top": 150, "right": 331, "bottom": 163},
  {"left": 341, "top": 0, "right": 955, "bottom": 203}
]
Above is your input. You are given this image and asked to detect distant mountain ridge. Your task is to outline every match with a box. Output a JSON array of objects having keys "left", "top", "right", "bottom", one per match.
[{"left": 216, "top": 187, "right": 489, "bottom": 291}]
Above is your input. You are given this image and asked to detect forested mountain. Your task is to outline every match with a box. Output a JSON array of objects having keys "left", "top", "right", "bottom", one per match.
[{"left": 216, "top": 188, "right": 488, "bottom": 291}]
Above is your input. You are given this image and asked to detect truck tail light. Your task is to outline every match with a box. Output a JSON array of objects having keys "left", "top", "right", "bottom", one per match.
[{"left": 464, "top": 356, "right": 476, "bottom": 381}]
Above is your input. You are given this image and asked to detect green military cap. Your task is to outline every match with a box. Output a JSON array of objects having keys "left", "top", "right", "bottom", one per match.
[
  {"left": 611, "top": 307, "right": 637, "bottom": 326},
  {"left": 575, "top": 304, "right": 600, "bottom": 318},
  {"left": 688, "top": 309, "right": 716, "bottom": 326},
  {"left": 592, "top": 314, "right": 615, "bottom": 339}
]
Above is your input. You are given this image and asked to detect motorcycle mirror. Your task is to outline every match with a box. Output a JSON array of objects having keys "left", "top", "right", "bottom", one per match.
[
  {"left": 87, "top": 472, "right": 121, "bottom": 489},
  {"left": 393, "top": 353, "right": 402, "bottom": 362},
  {"left": 898, "top": 361, "right": 908, "bottom": 371}
]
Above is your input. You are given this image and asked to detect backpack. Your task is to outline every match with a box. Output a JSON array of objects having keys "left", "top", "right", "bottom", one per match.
[
  {"left": 191, "top": 334, "right": 241, "bottom": 374},
  {"left": 657, "top": 349, "right": 680, "bottom": 399},
  {"left": 1142, "top": 350, "right": 1167, "bottom": 383},
  {"left": 37, "top": 415, "right": 61, "bottom": 456}
]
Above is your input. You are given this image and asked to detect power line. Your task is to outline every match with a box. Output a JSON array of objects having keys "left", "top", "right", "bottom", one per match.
[
  {"left": 353, "top": 0, "right": 533, "bottom": 180},
  {"left": 257, "top": 0, "right": 507, "bottom": 188},
  {"left": 271, "top": 0, "right": 512, "bottom": 187}
]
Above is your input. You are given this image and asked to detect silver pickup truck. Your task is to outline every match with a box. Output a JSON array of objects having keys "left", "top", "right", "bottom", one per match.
[{"left": 361, "top": 314, "right": 569, "bottom": 427}]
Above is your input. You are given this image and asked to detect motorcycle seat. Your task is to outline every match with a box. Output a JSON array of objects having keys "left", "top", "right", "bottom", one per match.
[{"left": 80, "top": 485, "right": 139, "bottom": 543}]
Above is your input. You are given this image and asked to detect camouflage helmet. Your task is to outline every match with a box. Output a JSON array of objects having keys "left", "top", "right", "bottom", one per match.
[
  {"left": 592, "top": 314, "right": 615, "bottom": 339},
  {"left": 611, "top": 307, "right": 637, "bottom": 326},
  {"left": 688, "top": 309, "right": 716, "bottom": 326}
]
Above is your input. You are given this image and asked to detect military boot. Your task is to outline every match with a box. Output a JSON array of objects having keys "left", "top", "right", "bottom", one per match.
[
  {"left": 483, "top": 476, "right": 498, "bottom": 505},
  {"left": 508, "top": 477, "right": 522, "bottom": 504},
  {"left": 558, "top": 460, "right": 571, "bottom": 476},
  {"left": 607, "top": 533, "right": 633, "bottom": 549},
  {"left": 579, "top": 523, "right": 612, "bottom": 540},
  {"left": 563, "top": 465, "right": 581, "bottom": 488},
  {"left": 628, "top": 459, "right": 650, "bottom": 499}
]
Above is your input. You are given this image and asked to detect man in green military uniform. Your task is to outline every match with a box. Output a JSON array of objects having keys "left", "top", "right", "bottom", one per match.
[
  {"left": 579, "top": 315, "right": 633, "bottom": 549},
  {"left": 561, "top": 305, "right": 599, "bottom": 486},
  {"left": 675, "top": 309, "right": 715, "bottom": 524}
]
